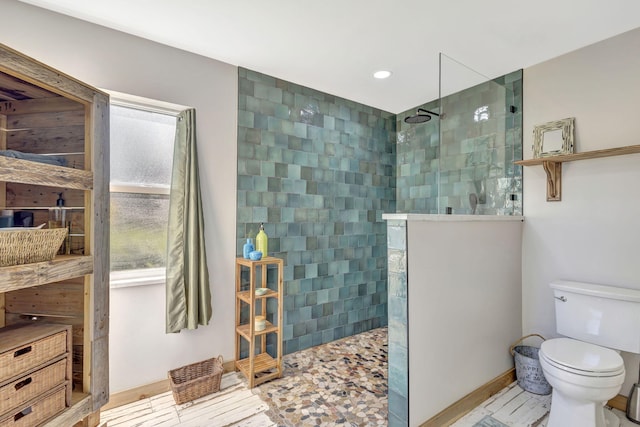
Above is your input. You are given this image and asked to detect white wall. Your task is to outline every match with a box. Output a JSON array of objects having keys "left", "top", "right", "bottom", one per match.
[
  {"left": 408, "top": 218, "right": 523, "bottom": 426},
  {"left": 1, "top": 1, "right": 238, "bottom": 393},
  {"left": 523, "top": 27, "right": 640, "bottom": 395}
]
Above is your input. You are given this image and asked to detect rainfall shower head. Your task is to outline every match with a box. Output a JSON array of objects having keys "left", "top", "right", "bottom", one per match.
[{"left": 404, "top": 108, "right": 440, "bottom": 124}]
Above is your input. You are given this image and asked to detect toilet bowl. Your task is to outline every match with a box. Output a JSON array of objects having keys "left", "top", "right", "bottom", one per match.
[
  {"left": 539, "top": 338, "right": 625, "bottom": 427},
  {"left": 541, "top": 280, "right": 640, "bottom": 427}
]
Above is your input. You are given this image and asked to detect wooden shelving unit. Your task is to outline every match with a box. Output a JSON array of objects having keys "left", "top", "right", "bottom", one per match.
[
  {"left": 0, "top": 43, "right": 109, "bottom": 427},
  {"left": 234, "top": 256, "right": 283, "bottom": 388},
  {"left": 515, "top": 144, "right": 640, "bottom": 201}
]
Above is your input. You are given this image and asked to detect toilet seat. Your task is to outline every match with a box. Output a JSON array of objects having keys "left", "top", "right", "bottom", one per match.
[{"left": 540, "top": 338, "right": 624, "bottom": 377}]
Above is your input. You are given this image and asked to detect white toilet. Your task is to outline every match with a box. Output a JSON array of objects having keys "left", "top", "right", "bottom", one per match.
[{"left": 539, "top": 280, "right": 640, "bottom": 427}]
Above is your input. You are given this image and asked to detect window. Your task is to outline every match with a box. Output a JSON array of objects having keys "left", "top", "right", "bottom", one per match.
[
  {"left": 473, "top": 105, "right": 490, "bottom": 122},
  {"left": 108, "top": 91, "right": 185, "bottom": 287}
]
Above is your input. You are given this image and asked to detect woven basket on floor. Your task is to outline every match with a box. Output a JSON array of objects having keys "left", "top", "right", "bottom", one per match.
[
  {"left": 168, "top": 355, "right": 223, "bottom": 405},
  {"left": 0, "top": 228, "right": 67, "bottom": 267}
]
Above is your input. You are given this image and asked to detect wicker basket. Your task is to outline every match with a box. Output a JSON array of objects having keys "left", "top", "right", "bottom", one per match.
[
  {"left": 0, "top": 228, "right": 67, "bottom": 267},
  {"left": 168, "top": 356, "right": 223, "bottom": 405},
  {"left": 0, "top": 358, "right": 67, "bottom": 414},
  {"left": 0, "top": 330, "right": 68, "bottom": 384},
  {"left": 0, "top": 383, "right": 67, "bottom": 427}
]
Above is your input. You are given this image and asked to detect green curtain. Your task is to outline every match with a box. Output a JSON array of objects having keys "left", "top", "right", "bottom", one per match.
[{"left": 166, "top": 108, "right": 212, "bottom": 333}]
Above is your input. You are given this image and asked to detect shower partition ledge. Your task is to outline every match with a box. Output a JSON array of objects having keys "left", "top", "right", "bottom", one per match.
[
  {"left": 382, "top": 213, "right": 523, "bottom": 222},
  {"left": 514, "top": 144, "right": 640, "bottom": 202}
]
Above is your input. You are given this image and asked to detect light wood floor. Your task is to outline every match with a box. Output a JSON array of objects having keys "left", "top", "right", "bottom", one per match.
[
  {"left": 100, "top": 373, "right": 275, "bottom": 427},
  {"left": 451, "top": 381, "right": 635, "bottom": 427}
]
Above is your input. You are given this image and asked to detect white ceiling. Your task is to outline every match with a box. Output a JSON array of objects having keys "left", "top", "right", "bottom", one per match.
[{"left": 18, "top": 0, "right": 640, "bottom": 113}]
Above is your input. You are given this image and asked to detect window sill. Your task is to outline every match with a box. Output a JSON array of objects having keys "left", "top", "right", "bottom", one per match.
[{"left": 110, "top": 267, "right": 165, "bottom": 289}]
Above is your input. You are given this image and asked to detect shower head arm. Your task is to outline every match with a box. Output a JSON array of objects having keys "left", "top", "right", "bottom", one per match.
[{"left": 417, "top": 108, "right": 439, "bottom": 117}]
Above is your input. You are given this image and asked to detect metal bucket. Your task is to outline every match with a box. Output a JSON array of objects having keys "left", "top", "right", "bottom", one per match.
[
  {"left": 510, "top": 334, "right": 552, "bottom": 395},
  {"left": 627, "top": 383, "right": 640, "bottom": 424}
]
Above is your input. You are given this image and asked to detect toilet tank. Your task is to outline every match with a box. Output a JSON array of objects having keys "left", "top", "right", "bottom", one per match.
[{"left": 551, "top": 280, "right": 640, "bottom": 353}]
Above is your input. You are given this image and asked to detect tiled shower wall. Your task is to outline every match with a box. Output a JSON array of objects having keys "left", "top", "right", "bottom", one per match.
[
  {"left": 387, "top": 221, "right": 408, "bottom": 426},
  {"left": 237, "top": 68, "right": 395, "bottom": 354},
  {"left": 395, "top": 100, "right": 440, "bottom": 213},
  {"left": 396, "top": 70, "right": 523, "bottom": 214}
]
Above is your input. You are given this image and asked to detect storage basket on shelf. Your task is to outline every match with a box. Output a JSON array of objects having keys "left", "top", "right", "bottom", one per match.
[
  {"left": 168, "top": 356, "right": 223, "bottom": 405},
  {"left": 510, "top": 334, "right": 552, "bottom": 395},
  {"left": 0, "top": 228, "right": 67, "bottom": 267}
]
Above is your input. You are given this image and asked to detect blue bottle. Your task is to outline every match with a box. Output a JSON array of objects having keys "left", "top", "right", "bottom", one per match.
[{"left": 243, "top": 238, "right": 254, "bottom": 259}]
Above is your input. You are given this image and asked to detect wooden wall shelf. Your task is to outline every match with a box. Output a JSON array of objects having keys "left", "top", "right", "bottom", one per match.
[
  {"left": 514, "top": 145, "right": 640, "bottom": 166},
  {"left": 0, "top": 256, "right": 93, "bottom": 293},
  {"left": 514, "top": 144, "right": 640, "bottom": 201},
  {"left": 0, "top": 156, "right": 93, "bottom": 190}
]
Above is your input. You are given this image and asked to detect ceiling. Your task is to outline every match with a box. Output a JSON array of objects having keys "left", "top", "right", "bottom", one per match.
[{"left": 18, "top": 0, "right": 640, "bottom": 113}]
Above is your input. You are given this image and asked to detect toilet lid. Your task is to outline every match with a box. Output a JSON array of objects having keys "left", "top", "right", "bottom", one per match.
[{"left": 540, "top": 338, "right": 624, "bottom": 374}]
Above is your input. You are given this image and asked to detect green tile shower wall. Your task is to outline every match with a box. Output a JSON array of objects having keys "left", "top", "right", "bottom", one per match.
[
  {"left": 387, "top": 220, "right": 408, "bottom": 427},
  {"left": 237, "top": 68, "right": 395, "bottom": 354},
  {"left": 396, "top": 99, "right": 440, "bottom": 213},
  {"left": 396, "top": 70, "right": 523, "bottom": 214}
]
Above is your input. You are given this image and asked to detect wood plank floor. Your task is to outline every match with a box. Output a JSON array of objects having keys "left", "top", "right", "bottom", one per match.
[
  {"left": 451, "top": 381, "right": 635, "bottom": 427},
  {"left": 100, "top": 373, "right": 275, "bottom": 427}
]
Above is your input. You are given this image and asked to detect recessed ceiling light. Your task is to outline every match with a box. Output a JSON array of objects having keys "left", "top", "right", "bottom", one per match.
[{"left": 373, "top": 70, "right": 392, "bottom": 79}]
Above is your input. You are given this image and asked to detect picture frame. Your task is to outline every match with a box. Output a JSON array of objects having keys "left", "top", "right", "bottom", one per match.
[{"left": 532, "top": 117, "right": 575, "bottom": 158}]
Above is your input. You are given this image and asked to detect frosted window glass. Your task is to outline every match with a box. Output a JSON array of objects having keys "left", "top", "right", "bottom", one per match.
[
  {"left": 110, "top": 193, "right": 169, "bottom": 271},
  {"left": 110, "top": 105, "right": 176, "bottom": 186}
]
